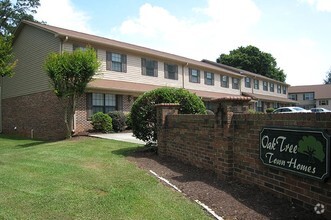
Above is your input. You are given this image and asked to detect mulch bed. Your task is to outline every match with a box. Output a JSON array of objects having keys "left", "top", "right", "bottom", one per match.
[{"left": 127, "top": 150, "right": 328, "bottom": 220}]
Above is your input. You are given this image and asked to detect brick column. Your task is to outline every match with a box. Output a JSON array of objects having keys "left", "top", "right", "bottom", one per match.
[{"left": 155, "top": 103, "right": 180, "bottom": 156}]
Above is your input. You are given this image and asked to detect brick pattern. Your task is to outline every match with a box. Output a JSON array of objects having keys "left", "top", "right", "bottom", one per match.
[
  {"left": 156, "top": 105, "right": 331, "bottom": 217},
  {"left": 2, "top": 91, "right": 67, "bottom": 140},
  {"left": 122, "top": 95, "right": 134, "bottom": 112},
  {"left": 75, "top": 94, "right": 93, "bottom": 134}
]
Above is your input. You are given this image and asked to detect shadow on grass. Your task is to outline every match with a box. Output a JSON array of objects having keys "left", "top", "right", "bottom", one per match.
[
  {"left": 0, "top": 134, "right": 48, "bottom": 148},
  {"left": 113, "top": 145, "right": 327, "bottom": 220}
]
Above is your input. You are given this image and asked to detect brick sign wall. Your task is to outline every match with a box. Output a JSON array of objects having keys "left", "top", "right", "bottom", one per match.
[{"left": 156, "top": 104, "right": 331, "bottom": 217}]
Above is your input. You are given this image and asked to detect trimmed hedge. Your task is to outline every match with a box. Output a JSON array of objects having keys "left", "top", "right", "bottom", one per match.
[
  {"left": 131, "top": 87, "right": 206, "bottom": 143},
  {"left": 108, "top": 111, "right": 126, "bottom": 132},
  {"left": 91, "top": 112, "right": 113, "bottom": 133}
]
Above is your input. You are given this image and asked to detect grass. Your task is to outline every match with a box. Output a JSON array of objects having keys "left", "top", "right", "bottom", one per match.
[{"left": 0, "top": 135, "right": 211, "bottom": 220}]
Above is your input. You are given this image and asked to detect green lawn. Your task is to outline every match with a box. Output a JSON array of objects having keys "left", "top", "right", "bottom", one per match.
[{"left": 0, "top": 135, "right": 211, "bottom": 220}]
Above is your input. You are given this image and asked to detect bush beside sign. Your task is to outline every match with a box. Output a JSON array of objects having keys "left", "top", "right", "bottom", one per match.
[{"left": 260, "top": 127, "right": 330, "bottom": 181}]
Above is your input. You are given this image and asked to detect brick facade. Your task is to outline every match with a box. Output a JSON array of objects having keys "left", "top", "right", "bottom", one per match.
[
  {"left": 2, "top": 91, "right": 67, "bottom": 140},
  {"left": 156, "top": 104, "right": 331, "bottom": 218},
  {"left": 75, "top": 94, "right": 93, "bottom": 134}
]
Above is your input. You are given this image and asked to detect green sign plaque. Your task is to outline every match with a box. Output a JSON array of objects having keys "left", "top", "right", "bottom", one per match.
[{"left": 260, "top": 127, "right": 330, "bottom": 181}]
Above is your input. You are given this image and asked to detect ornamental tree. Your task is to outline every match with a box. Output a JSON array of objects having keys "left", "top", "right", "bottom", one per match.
[
  {"left": 131, "top": 87, "right": 206, "bottom": 143},
  {"left": 44, "top": 47, "right": 99, "bottom": 138}
]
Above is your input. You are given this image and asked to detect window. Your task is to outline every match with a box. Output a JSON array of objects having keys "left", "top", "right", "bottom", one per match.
[
  {"left": 289, "top": 94, "right": 297, "bottom": 100},
  {"left": 254, "top": 79, "right": 259, "bottom": 89},
  {"left": 319, "top": 100, "right": 329, "bottom": 105},
  {"left": 164, "top": 63, "right": 178, "bottom": 80},
  {"left": 189, "top": 68, "right": 200, "bottom": 83},
  {"left": 245, "top": 77, "right": 251, "bottom": 88},
  {"left": 232, "top": 78, "right": 239, "bottom": 90},
  {"left": 270, "top": 83, "right": 274, "bottom": 92},
  {"left": 256, "top": 100, "right": 263, "bottom": 112},
  {"left": 282, "top": 86, "right": 287, "bottom": 94},
  {"left": 277, "top": 85, "right": 281, "bottom": 94},
  {"left": 73, "top": 44, "right": 86, "bottom": 51},
  {"left": 106, "top": 52, "right": 127, "bottom": 72},
  {"left": 204, "top": 72, "right": 214, "bottom": 85},
  {"left": 303, "top": 93, "right": 314, "bottom": 100},
  {"left": 263, "top": 81, "right": 268, "bottom": 91},
  {"left": 141, "top": 58, "right": 158, "bottom": 77},
  {"left": 92, "top": 93, "right": 116, "bottom": 114},
  {"left": 220, "top": 75, "right": 229, "bottom": 88}
]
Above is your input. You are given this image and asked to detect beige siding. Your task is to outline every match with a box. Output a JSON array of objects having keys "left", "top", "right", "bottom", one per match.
[
  {"left": 95, "top": 49, "right": 183, "bottom": 88},
  {"left": 3, "top": 25, "right": 60, "bottom": 99},
  {"left": 183, "top": 68, "right": 241, "bottom": 95},
  {"left": 241, "top": 77, "right": 288, "bottom": 99}
]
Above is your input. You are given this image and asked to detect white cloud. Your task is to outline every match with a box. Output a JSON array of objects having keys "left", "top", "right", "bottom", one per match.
[
  {"left": 35, "top": 0, "right": 93, "bottom": 34},
  {"left": 299, "top": 0, "right": 331, "bottom": 12},
  {"left": 262, "top": 37, "right": 328, "bottom": 86},
  {"left": 115, "top": 0, "right": 261, "bottom": 61}
]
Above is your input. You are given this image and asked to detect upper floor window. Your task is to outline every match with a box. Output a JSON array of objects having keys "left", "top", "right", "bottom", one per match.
[
  {"left": 245, "top": 77, "right": 251, "bottom": 88},
  {"left": 319, "top": 100, "right": 329, "bottom": 105},
  {"left": 232, "top": 78, "right": 239, "bottom": 90},
  {"left": 270, "top": 83, "right": 274, "bottom": 92},
  {"left": 189, "top": 68, "right": 200, "bottom": 83},
  {"left": 263, "top": 81, "right": 268, "bottom": 91},
  {"left": 277, "top": 85, "right": 281, "bottom": 94},
  {"left": 204, "top": 72, "right": 214, "bottom": 85},
  {"left": 141, "top": 58, "right": 158, "bottom": 77},
  {"left": 282, "top": 86, "right": 287, "bottom": 94},
  {"left": 164, "top": 63, "right": 178, "bottom": 80},
  {"left": 254, "top": 79, "right": 259, "bottom": 90},
  {"left": 106, "top": 52, "right": 127, "bottom": 72},
  {"left": 303, "top": 92, "right": 314, "bottom": 100},
  {"left": 220, "top": 75, "right": 229, "bottom": 88},
  {"left": 288, "top": 94, "right": 297, "bottom": 100}
]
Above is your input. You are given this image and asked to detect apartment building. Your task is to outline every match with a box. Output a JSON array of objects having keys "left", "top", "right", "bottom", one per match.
[
  {"left": 288, "top": 84, "right": 331, "bottom": 110},
  {"left": 0, "top": 20, "right": 295, "bottom": 139}
]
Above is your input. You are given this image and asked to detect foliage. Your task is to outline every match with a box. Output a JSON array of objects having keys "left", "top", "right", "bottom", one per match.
[
  {"left": 324, "top": 68, "right": 331, "bottom": 84},
  {"left": 131, "top": 87, "right": 206, "bottom": 143},
  {"left": 0, "top": 136, "right": 210, "bottom": 219},
  {"left": 91, "top": 112, "right": 113, "bottom": 133},
  {"left": 108, "top": 111, "right": 126, "bottom": 132},
  {"left": 266, "top": 108, "right": 275, "bottom": 113},
  {"left": 0, "top": 35, "right": 16, "bottom": 77},
  {"left": 44, "top": 47, "right": 99, "bottom": 138},
  {"left": 298, "top": 136, "right": 325, "bottom": 163},
  {"left": 125, "top": 112, "right": 132, "bottom": 130},
  {"left": 0, "top": 0, "right": 40, "bottom": 36},
  {"left": 217, "top": 45, "right": 286, "bottom": 82}
]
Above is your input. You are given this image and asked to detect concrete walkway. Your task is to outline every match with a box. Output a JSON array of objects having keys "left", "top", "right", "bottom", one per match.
[{"left": 89, "top": 132, "right": 145, "bottom": 145}]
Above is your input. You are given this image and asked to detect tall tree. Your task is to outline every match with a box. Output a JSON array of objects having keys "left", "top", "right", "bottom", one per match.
[
  {"left": 323, "top": 68, "right": 331, "bottom": 84},
  {"left": 0, "top": 0, "right": 40, "bottom": 36},
  {"left": 44, "top": 47, "right": 100, "bottom": 138},
  {"left": 217, "top": 45, "right": 286, "bottom": 82}
]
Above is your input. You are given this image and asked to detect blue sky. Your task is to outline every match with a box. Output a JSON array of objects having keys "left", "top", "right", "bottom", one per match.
[{"left": 34, "top": 0, "right": 331, "bottom": 86}]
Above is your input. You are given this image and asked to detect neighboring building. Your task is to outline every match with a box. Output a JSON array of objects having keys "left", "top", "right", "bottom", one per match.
[
  {"left": 0, "top": 20, "right": 295, "bottom": 140},
  {"left": 288, "top": 84, "right": 331, "bottom": 110}
]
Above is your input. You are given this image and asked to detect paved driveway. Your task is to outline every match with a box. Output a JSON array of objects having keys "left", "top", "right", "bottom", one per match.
[{"left": 89, "top": 132, "right": 145, "bottom": 145}]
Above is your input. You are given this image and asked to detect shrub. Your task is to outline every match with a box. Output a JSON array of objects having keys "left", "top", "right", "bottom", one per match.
[
  {"left": 266, "top": 108, "right": 275, "bottom": 113},
  {"left": 108, "top": 111, "right": 126, "bottom": 132},
  {"left": 131, "top": 87, "right": 206, "bottom": 143},
  {"left": 125, "top": 112, "right": 132, "bottom": 130},
  {"left": 91, "top": 112, "right": 113, "bottom": 133}
]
